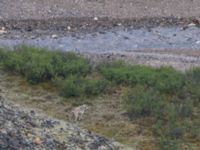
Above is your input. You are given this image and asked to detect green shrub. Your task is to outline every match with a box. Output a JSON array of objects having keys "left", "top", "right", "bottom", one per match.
[
  {"left": 100, "top": 62, "right": 185, "bottom": 94},
  {"left": 186, "top": 67, "right": 200, "bottom": 83},
  {"left": 57, "top": 76, "right": 84, "bottom": 97},
  {"left": 3, "top": 46, "right": 54, "bottom": 83},
  {"left": 3, "top": 49, "right": 27, "bottom": 73},
  {"left": 154, "top": 121, "right": 181, "bottom": 150},
  {"left": 51, "top": 51, "right": 90, "bottom": 77},
  {"left": 1, "top": 46, "right": 199, "bottom": 150},
  {"left": 166, "top": 105, "right": 184, "bottom": 138},
  {"left": 84, "top": 79, "right": 109, "bottom": 96},
  {"left": 178, "top": 100, "right": 193, "bottom": 118},
  {"left": 189, "top": 119, "right": 200, "bottom": 139},
  {"left": 185, "top": 68, "right": 200, "bottom": 103},
  {"left": 158, "top": 137, "right": 179, "bottom": 150},
  {"left": 55, "top": 76, "right": 109, "bottom": 98},
  {"left": 0, "top": 48, "right": 8, "bottom": 64},
  {"left": 153, "top": 106, "right": 184, "bottom": 150},
  {"left": 154, "top": 67, "right": 185, "bottom": 94},
  {"left": 23, "top": 58, "right": 54, "bottom": 84},
  {"left": 99, "top": 61, "right": 156, "bottom": 85},
  {"left": 124, "top": 86, "right": 165, "bottom": 118},
  {"left": 1, "top": 46, "right": 90, "bottom": 84}
]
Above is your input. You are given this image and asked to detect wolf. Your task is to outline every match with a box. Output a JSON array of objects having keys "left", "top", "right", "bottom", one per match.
[{"left": 70, "top": 104, "right": 90, "bottom": 121}]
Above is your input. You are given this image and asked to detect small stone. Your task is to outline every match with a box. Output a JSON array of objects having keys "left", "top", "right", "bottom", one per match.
[
  {"left": 196, "top": 41, "right": 200, "bottom": 44},
  {"left": 67, "top": 26, "right": 71, "bottom": 30},
  {"left": 51, "top": 34, "right": 58, "bottom": 38},
  {"left": 93, "top": 17, "right": 98, "bottom": 21},
  {"left": 187, "top": 23, "right": 196, "bottom": 28},
  {"left": 27, "top": 133, "right": 33, "bottom": 138},
  {"left": 117, "top": 23, "right": 122, "bottom": 26},
  {"left": 0, "top": 129, "right": 7, "bottom": 134},
  {"left": 0, "top": 27, "right": 7, "bottom": 34},
  {"left": 112, "top": 142, "right": 124, "bottom": 148},
  {"left": 30, "top": 110, "right": 35, "bottom": 116},
  {"left": 98, "top": 145, "right": 107, "bottom": 150},
  {"left": 30, "top": 36, "right": 37, "bottom": 39},
  {"left": 34, "top": 137, "right": 42, "bottom": 145}
]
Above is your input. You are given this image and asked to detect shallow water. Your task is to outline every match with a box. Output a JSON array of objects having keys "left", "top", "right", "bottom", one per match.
[{"left": 1, "top": 26, "right": 200, "bottom": 52}]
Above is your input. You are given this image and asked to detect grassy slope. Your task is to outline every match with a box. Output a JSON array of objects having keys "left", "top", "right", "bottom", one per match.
[{"left": 0, "top": 46, "right": 199, "bottom": 150}]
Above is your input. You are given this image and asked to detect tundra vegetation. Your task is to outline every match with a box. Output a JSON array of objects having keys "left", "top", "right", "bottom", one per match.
[{"left": 0, "top": 46, "right": 199, "bottom": 150}]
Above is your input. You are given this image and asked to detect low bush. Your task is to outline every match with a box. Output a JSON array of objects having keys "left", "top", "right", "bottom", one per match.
[
  {"left": 0, "top": 48, "right": 8, "bottom": 64},
  {"left": 55, "top": 76, "right": 109, "bottom": 98},
  {"left": 154, "top": 67, "right": 185, "bottom": 94},
  {"left": 84, "top": 79, "right": 109, "bottom": 96},
  {"left": 124, "top": 86, "right": 165, "bottom": 118},
  {"left": 100, "top": 61, "right": 156, "bottom": 85},
  {"left": 186, "top": 67, "right": 200, "bottom": 83},
  {"left": 185, "top": 68, "right": 200, "bottom": 103},
  {"left": 3, "top": 46, "right": 55, "bottom": 83},
  {"left": 100, "top": 62, "right": 185, "bottom": 95},
  {"left": 1, "top": 46, "right": 199, "bottom": 150},
  {"left": 1, "top": 46, "right": 90, "bottom": 83},
  {"left": 51, "top": 51, "right": 90, "bottom": 77},
  {"left": 56, "top": 76, "right": 84, "bottom": 97}
]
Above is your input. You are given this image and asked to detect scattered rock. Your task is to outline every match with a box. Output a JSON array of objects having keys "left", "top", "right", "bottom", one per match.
[
  {"left": 27, "top": 133, "right": 33, "bottom": 138},
  {"left": 0, "top": 96, "right": 129, "bottom": 150},
  {"left": 117, "top": 23, "right": 122, "bottom": 26},
  {"left": 67, "top": 26, "right": 71, "bottom": 30},
  {"left": 187, "top": 23, "right": 196, "bottom": 28},
  {"left": 51, "top": 34, "right": 58, "bottom": 38},
  {"left": 193, "top": 18, "right": 200, "bottom": 26},
  {"left": 196, "top": 40, "right": 200, "bottom": 44},
  {"left": 34, "top": 137, "right": 42, "bottom": 145},
  {"left": 0, "top": 27, "right": 7, "bottom": 34},
  {"left": 94, "top": 17, "right": 98, "bottom": 21}
]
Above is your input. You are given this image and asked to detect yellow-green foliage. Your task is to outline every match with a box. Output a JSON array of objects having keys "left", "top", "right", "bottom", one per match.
[
  {"left": 55, "top": 76, "right": 109, "bottom": 98},
  {"left": 100, "top": 61, "right": 199, "bottom": 150},
  {"left": 0, "top": 46, "right": 108, "bottom": 97},
  {"left": 1, "top": 46, "right": 90, "bottom": 83},
  {"left": 1, "top": 47, "right": 199, "bottom": 150}
]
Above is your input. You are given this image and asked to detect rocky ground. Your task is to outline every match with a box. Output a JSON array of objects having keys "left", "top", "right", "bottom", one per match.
[
  {"left": 1, "top": 0, "right": 200, "bottom": 20},
  {"left": 1, "top": 0, "right": 200, "bottom": 36},
  {"left": 1, "top": 1, "right": 200, "bottom": 72},
  {"left": 1, "top": 1, "right": 200, "bottom": 149},
  {"left": 0, "top": 95, "right": 131, "bottom": 150}
]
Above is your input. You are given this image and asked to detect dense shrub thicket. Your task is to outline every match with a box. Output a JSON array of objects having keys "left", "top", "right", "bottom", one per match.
[
  {"left": 1, "top": 46, "right": 90, "bottom": 83},
  {"left": 0, "top": 46, "right": 199, "bottom": 150},
  {"left": 0, "top": 46, "right": 106, "bottom": 97},
  {"left": 100, "top": 62, "right": 185, "bottom": 94},
  {"left": 54, "top": 76, "right": 109, "bottom": 97},
  {"left": 100, "top": 61, "right": 200, "bottom": 150}
]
